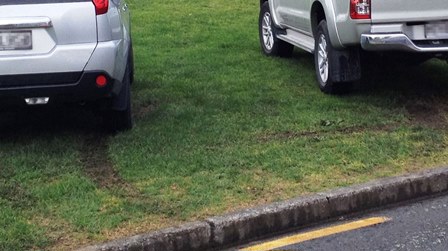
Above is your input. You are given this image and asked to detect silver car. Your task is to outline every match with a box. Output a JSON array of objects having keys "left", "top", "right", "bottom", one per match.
[{"left": 0, "top": 0, "right": 134, "bottom": 131}]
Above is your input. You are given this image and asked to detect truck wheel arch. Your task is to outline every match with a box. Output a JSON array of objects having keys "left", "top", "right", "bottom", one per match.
[
  {"left": 311, "top": 0, "right": 344, "bottom": 49},
  {"left": 311, "top": 2, "right": 326, "bottom": 38}
]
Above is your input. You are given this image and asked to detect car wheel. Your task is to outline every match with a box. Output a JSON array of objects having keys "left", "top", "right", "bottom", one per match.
[
  {"left": 103, "top": 62, "right": 133, "bottom": 132},
  {"left": 314, "top": 20, "right": 351, "bottom": 94},
  {"left": 259, "top": 2, "right": 293, "bottom": 57}
]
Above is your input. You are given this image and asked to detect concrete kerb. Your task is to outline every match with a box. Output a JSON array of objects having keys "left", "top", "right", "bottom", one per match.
[
  {"left": 78, "top": 166, "right": 448, "bottom": 251},
  {"left": 78, "top": 222, "right": 211, "bottom": 251}
]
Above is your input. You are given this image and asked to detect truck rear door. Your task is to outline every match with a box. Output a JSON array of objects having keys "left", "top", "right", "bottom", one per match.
[{"left": 274, "top": 0, "right": 312, "bottom": 33}]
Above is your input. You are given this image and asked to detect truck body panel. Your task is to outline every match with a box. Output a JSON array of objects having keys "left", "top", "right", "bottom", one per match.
[{"left": 371, "top": 0, "right": 448, "bottom": 23}]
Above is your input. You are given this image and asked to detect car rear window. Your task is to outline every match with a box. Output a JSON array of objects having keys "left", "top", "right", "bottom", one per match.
[{"left": 2, "top": 0, "right": 90, "bottom": 5}]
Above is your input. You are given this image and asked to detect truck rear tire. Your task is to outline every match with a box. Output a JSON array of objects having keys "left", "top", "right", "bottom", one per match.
[
  {"left": 259, "top": 2, "right": 293, "bottom": 57},
  {"left": 314, "top": 20, "right": 351, "bottom": 94}
]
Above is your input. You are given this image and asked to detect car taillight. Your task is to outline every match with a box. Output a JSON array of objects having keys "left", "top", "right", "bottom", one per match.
[
  {"left": 96, "top": 75, "right": 108, "bottom": 87},
  {"left": 92, "top": 0, "right": 109, "bottom": 15},
  {"left": 350, "top": 0, "right": 371, "bottom": 19}
]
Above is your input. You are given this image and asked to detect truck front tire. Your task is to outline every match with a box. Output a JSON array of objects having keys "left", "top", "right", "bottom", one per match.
[{"left": 259, "top": 2, "right": 293, "bottom": 57}]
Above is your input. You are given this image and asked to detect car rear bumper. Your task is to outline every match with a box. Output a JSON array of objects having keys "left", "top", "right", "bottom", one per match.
[
  {"left": 0, "top": 71, "right": 119, "bottom": 104},
  {"left": 361, "top": 33, "right": 448, "bottom": 52}
]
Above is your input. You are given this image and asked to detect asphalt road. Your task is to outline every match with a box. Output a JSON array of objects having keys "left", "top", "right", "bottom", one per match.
[{"left": 237, "top": 194, "right": 448, "bottom": 251}]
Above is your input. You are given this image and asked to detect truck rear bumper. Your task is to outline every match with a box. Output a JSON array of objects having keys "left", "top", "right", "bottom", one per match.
[{"left": 361, "top": 34, "right": 448, "bottom": 52}]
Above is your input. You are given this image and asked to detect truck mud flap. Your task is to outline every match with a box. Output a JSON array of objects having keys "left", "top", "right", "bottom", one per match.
[{"left": 331, "top": 47, "right": 361, "bottom": 83}]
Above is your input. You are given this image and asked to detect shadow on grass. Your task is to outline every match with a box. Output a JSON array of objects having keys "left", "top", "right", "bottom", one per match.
[
  {"left": 298, "top": 50, "right": 448, "bottom": 96},
  {"left": 353, "top": 59, "right": 448, "bottom": 128},
  {"left": 1, "top": 102, "right": 158, "bottom": 199},
  {"left": 357, "top": 59, "right": 448, "bottom": 97},
  {"left": 0, "top": 104, "right": 142, "bottom": 193},
  {"left": 0, "top": 104, "right": 105, "bottom": 138},
  {"left": 289, "top": 49, "right": 448, "bottom": 100},
  {"left": 285, "top": 50, "right": 448, "bottom": 130},
  {"left": 290, "top": 49, "right": 316, "bottom": 71}
]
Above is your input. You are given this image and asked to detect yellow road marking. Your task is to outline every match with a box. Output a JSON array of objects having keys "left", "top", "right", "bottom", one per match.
[{"left": 240, "top": 217, "right": 391, "bottom": 251}]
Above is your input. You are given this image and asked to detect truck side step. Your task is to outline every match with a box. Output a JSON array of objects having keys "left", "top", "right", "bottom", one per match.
[{"left": 277, "top": 29, "right": 315, "bottom": 53}]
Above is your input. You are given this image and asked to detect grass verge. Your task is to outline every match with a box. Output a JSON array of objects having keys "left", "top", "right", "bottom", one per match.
[{"left": 1, "top": 0, "right": 448, "bottom": 249}]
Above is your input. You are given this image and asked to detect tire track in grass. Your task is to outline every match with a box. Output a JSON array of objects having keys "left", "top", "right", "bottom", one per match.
[
  {"left": 259, "top": 123, "right": 400, "bottom": 142},
  {"left": 80, "top": 133, "right": 140, "bottom": 196},
  {"left": 260, "top": 98, "right": 448, "bottom": 143},
  {"left": 79, "top": 133, "right": 163, "bottom": 214},
  {"left": 50, "top": 134, "right": 150, "bottom": 251},
  {"left": 77, "top": 134, "right": 173, "bottom": 246}
]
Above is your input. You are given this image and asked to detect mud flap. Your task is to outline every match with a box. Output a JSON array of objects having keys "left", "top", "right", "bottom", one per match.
[
  {"left": 111, "top": 80, "right": 129, "bottom": 111},
  {"left": 331, "top": 47, "right": 361, "bottom": 83}
]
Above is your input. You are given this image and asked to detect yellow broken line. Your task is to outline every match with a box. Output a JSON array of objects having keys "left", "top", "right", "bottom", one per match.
[{"left": 240, "top": 216, "right": 391, "bottom": 251}]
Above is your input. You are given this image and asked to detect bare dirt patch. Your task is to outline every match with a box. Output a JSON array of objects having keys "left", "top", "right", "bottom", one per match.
[
  {"left": 134, "top": 101, "right": 158, "bottom": 119},
  {"left": 0, "top": 180, "right": 35, "bottom": 208},
  {"left": 405, "top": 99, "right": 448, "bottom": 129}
]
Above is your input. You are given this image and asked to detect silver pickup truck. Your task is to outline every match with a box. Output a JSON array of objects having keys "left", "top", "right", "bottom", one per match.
[{"left": 259, "top": 0, "right": 448, "bottom": 93}]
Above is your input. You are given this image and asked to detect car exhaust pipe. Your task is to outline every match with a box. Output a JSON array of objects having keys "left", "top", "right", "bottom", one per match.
[{"left": 25, "top": 97, "right": 49, "bottom": 105}]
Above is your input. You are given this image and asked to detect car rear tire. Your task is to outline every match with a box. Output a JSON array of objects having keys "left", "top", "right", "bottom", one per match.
[
  {"left": 103, "top": 63, "right": 133, "bottom": 132},
  {"left": 259, "top": 2, "right": 293, "bottom": 57},
  {"left": 314, "top": 20, "right": 351, "bottom": 94}
]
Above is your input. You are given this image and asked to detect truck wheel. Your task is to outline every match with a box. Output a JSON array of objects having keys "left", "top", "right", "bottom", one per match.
[
  {"left": 259, "top": 2, "right": 293, "bottom": 57},
  {"left": 103, "top": 62, "right": 133, "bottom": 132},
  {"left": 314, "top": 20, "right": 351, "bottom": 94}
]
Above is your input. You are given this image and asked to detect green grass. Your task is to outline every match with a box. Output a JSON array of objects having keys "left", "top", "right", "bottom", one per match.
[{"left": 2, "top": 0, "right": 448, "bottom": 249}]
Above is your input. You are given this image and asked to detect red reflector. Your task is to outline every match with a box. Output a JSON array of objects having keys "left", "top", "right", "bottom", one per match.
[
  {"left": 92, "top": 0, "right": 109, "bottom": 15},
  {"left": 350, "top": 0, "right": 371, "bottom": 19},
  {"left": 96, "top": 75, "right": 107, "bottom": 87}
]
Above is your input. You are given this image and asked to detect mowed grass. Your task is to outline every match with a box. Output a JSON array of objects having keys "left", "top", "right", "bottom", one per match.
[{"left": 2, "top": 0, "right": 448, "bottom": 250}]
